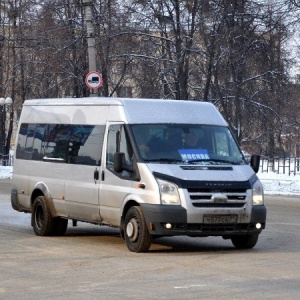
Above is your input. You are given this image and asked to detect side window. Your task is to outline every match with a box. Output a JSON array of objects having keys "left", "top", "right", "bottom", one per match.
[
  {"left": 120, "top": 127, "right": 133, "bottom": 166},
  {"left": 106, "top": 124, "right": 133, "bottom": 175},
  {"left": 16, "top": 123, "right": 105, "bottom": 165},
  {"left": 44, "top": 124, "right": 70, "bottom": 159},
  {"left": 16, "top": 123, "right": 29, "bottom": 159},
  {"left": 25, "top": 124, "right": 36, "bottom": 154},
  {"left": 106, "top": 125, "right": 119, "bottom": 167},
  {"left": 68, "top": 125, "right": 105, "bottom": 166},
  {"left": 32, "top": 124, "right": 47, "bottom": 161}
]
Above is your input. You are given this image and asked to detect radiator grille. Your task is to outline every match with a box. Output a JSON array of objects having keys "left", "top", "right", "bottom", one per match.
[{"left": 187, "top": 187, "right": 247, "bottom": 208}]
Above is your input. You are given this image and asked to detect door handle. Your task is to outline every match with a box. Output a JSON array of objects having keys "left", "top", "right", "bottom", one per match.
[{"left": 94, "top": 169, "right": 99, "bottom": 182}]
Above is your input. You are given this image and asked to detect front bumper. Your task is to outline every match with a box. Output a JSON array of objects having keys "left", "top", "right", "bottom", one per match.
[{"left": 140, "top": 203, "right": 267, "bottom": 237}]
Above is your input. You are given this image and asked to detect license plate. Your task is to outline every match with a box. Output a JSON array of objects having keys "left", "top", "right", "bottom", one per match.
[{"left": 203, "top": 215, "right": 237, "bottom": 224}]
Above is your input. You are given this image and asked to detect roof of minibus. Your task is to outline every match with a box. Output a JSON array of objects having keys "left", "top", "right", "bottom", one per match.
[{"left": 23, "top": 97, "right": 227, "bottom": 125}]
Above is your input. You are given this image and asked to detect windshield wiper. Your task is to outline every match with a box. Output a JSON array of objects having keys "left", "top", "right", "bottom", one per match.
[
  {"left": 145, "top": 158, "right": 183, "bottom": 163},
  {"left": 187, "top": 159, "right": 243, "bottom": 165}
]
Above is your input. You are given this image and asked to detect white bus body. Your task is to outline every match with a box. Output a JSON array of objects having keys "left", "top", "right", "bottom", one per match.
[{"left": 11, "top": 98, "right": 266, "bottom": 252}]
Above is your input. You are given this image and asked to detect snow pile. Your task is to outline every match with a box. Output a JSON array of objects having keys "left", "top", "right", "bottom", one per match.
[
  {"left": 0, "top": 166, "right": 13, "bottom": 180},
  {"left": 0, "top": 166, "right": 300, "bottom": 195}
]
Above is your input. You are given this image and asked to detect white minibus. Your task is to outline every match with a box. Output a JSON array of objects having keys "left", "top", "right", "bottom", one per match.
[{"left": 11, "top": 98, "right": 266, "bottom": 252}]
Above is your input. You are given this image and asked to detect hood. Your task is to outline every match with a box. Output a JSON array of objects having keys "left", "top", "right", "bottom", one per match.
[{"left": 146, "top": 163, "right": 255, "bottom": 182}]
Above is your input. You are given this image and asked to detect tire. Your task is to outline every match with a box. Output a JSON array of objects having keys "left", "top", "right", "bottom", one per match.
[
  {"left": 120, "top": 227, "right": 125, "bottom": 240},
  {"left": 32, "top": 196, "right": 55, "bottom": 236},
  {"left": 124, "top": 206, "right": 152, "bottom": 253},
  {"left": 53, "top": 217, "right": 68, "bottom": 236},
  {"left": 231, "top": 234, "right": 259, "bottom": 249}
]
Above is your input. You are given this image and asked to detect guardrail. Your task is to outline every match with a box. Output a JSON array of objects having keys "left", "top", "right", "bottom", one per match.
[{"left": 0, "top": 153, "right": 14, "bottom": 166}]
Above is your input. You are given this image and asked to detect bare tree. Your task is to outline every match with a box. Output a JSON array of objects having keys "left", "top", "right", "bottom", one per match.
[
  {"left": 125, "top": 0, "right": 204, "bottom": 99},
  {"left": 193, "top": 0, "right": 290, "bottom": 156}
]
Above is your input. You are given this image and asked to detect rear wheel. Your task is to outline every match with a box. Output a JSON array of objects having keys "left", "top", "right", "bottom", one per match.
[
  {"left": 53, "top": 217, "right": 68, "bottom": 236},
  {"left": 32, "top": 196, "right": 55, "bottom": 236},
  {"left": 231, "top": 234, "right": 259, "bottom": 249},
  {"left": 124, "top": 206, "right": 152, "bottom": 252}
]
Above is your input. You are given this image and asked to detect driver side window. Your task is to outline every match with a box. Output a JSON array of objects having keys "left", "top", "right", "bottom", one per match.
[{"left": 106, "top": 124, "right": 133, "bottom": 176}]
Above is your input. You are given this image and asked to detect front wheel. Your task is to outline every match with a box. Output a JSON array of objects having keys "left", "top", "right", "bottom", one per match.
[
  {"left": 231, "top": 234, "right": 259, "bottom": 249},
  {"left": 124, "top": 206, "right": 152, "bottom": 253}
]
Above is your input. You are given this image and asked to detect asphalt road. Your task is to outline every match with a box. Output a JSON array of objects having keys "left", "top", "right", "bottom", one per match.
[{"left": 0, "top": 180, "right": 299, "bottom": 300}]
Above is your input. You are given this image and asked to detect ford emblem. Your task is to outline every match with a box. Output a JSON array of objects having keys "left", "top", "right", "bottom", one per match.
[{"left": 211, "top": 193, "right": 228, "bottom": 203}]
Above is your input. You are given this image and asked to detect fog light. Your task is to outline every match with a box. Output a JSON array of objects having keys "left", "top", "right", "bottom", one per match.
[
  {"left": 165, "top": 223, "right": 172, "bottom": 229},
  {"left": 256, "top": 223, "right": 262, "bottom": 229}
]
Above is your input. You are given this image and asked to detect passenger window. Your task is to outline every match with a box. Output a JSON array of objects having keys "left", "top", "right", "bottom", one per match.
[
  {"left": 32, "top": 124, "right": 47, "bottom": 160},
  {"left": 68, "top": 125, "right": 105, "bottom": 166},
  {"left": 16, "top": 123, "right": 29, "bottom": 159},
  {"left": 106, "top": 124, "right": 133, "bottom": 176},
  {"left": 44, "top": 125, "right": 70, "bottom": 160},
  {"left": 25, "top": 124, "right": 36, "bottom": 153},
  {"left": 16, "top": 123, "right": 105, "bottom": 166}
]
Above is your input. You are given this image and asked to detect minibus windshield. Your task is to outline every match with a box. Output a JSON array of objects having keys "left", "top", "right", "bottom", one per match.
[{"left": 131, "top": 124, "right": 246, "bottom": 165}]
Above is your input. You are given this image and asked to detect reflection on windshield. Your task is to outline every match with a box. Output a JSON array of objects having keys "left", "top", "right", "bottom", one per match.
[{"left": 131, "top": 124, "right": 245, "bottom": 164}]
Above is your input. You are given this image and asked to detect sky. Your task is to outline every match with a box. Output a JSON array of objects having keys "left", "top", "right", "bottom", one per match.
[{"left": 1, "top": 165, "right": 300, "bottom": 196}]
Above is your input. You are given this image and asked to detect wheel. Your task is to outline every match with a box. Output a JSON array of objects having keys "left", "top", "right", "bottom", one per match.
[
  {"left": 231, "top": 234, "right": 259, "bottom": 249},
  {"left": 53, "top": 217, "right": 68, "bottom": 236},
  {"left": 124, "top": 206, "right": 152, "bottom": 252},
  {"left": 120, "top": 227, "right": 125, "bottom": 240},
  {"left": 32, "top": 196, "right": 55, "bottom": 236}
]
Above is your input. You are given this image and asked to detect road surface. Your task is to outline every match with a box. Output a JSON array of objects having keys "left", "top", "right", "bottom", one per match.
[{"left": 0, "top": 180, "right": 299, "bottom": 299}]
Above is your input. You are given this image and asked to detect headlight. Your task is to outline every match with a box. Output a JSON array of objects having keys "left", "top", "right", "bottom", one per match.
[
  {"left": 252, "top": 179, "right": 264, "bottom": 205},
  {"left": 156, "top": 179, "right": 180, "bottom": 205}
]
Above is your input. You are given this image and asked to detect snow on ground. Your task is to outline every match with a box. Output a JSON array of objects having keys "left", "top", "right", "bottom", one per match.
[
  {"left": 0, "top": 166, "right": 13, "bottom": 180},
  {"left": 1, "top": 166, "right": 300, "bottom": 195},
  {"left": 257, "top": 171, "right": 300, "bottom": 196}
]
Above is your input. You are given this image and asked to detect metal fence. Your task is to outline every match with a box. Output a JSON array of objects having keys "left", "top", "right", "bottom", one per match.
[
  {"left": 0, "top": 153, "right": 14, "bottom": 167},
  {"left": 259, "top": 156, "right": 300, "bottom": 176}
]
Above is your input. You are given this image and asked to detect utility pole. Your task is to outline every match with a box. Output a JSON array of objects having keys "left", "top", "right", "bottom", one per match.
[{"left": 84, "top": 0, "right": 99, "bottom": 97}]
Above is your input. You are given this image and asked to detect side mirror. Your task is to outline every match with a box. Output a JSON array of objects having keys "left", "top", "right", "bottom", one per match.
[
  {"left": 114, "top": 152, "right": 133, "bottom": 173},
  {"left": 250, "top": 155, "right": 260, "bottom": 173},
  {"left": 114, "top": 152, "right": 125, "bottom": 173}
]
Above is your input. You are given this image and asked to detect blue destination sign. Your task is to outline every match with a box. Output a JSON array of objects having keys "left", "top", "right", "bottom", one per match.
[{"left": 178, "top": 149, "right": 209, "bottom": 161}]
